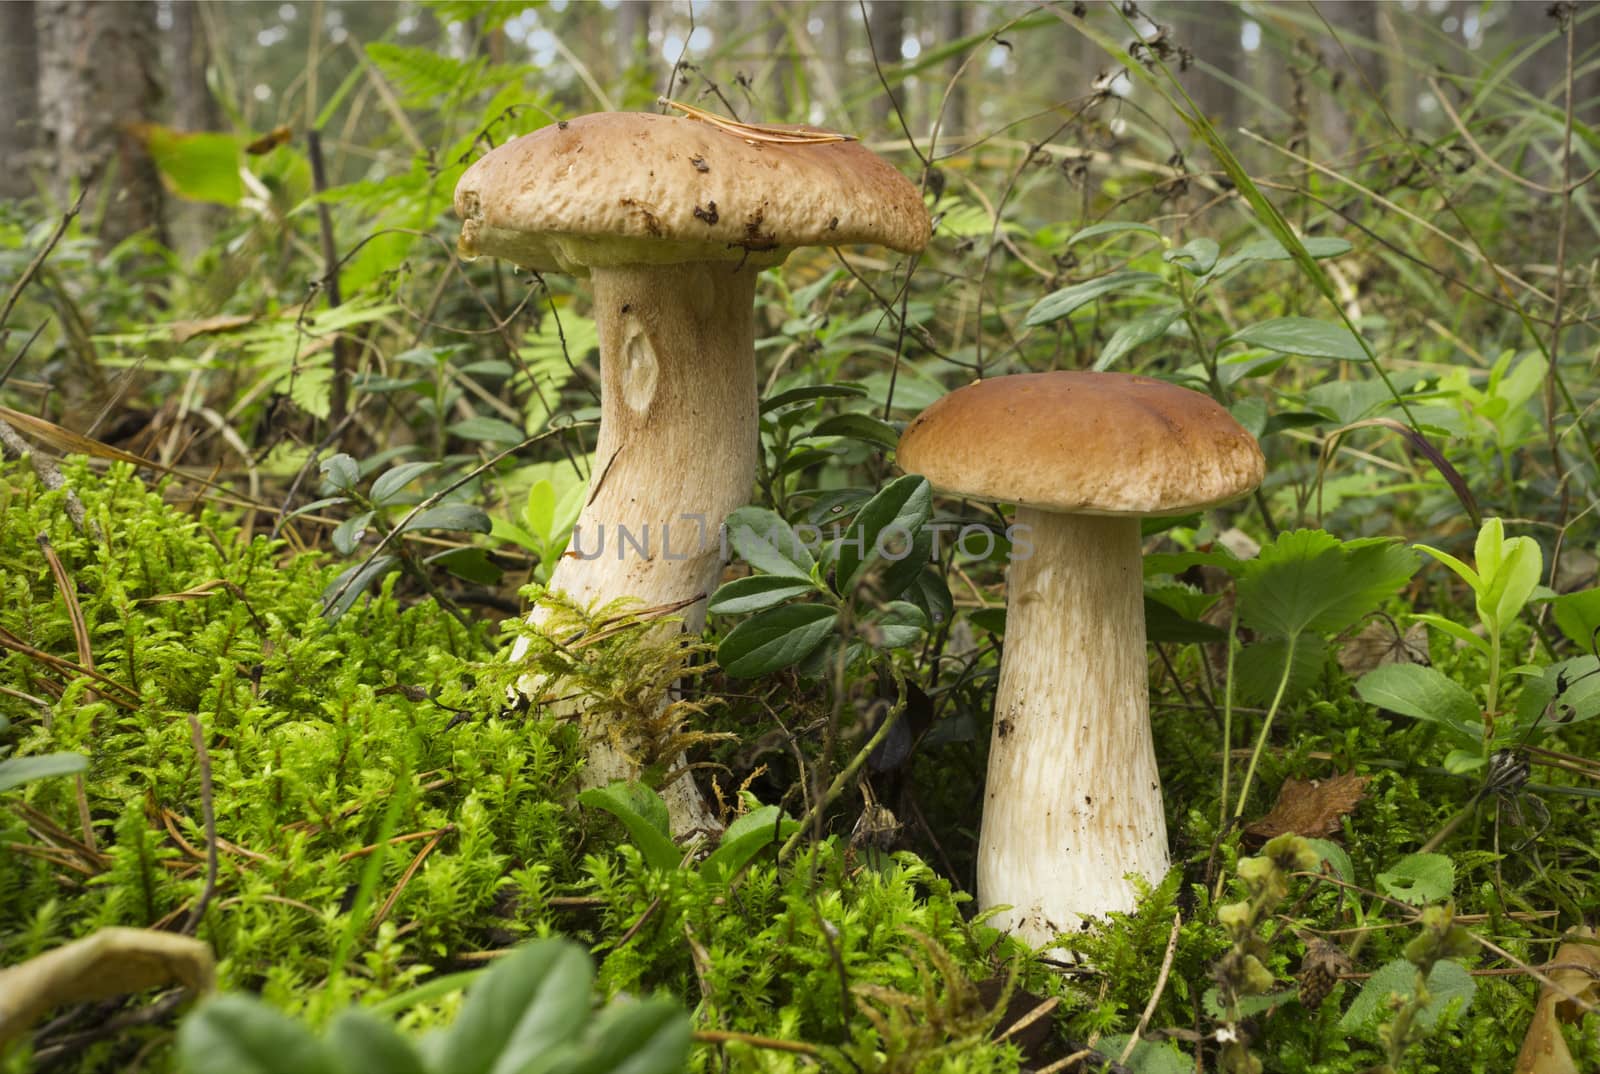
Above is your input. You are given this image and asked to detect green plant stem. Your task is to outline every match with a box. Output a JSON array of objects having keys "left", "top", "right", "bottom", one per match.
[
  {"left": 1219, "top": 601, "right": 1241, "bottom": 827},
  {"left": 779, "top": 677, "right": 903, "bottom": 864},
  {"left": 1233, "top": 634, "right": 1297, "bottom": 819}
]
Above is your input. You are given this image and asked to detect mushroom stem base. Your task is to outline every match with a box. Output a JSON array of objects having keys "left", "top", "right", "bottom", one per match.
[
  {"left": 977, "top": 508, "right": 1170, "bottom": 948},
  {"left": 509, "top": 262, "right": 760, "bottom": 836}
]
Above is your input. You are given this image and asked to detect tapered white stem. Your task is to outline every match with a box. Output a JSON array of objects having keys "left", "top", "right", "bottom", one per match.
[
  {"left": 510, "top": 261, "right": 759, "bottom": 834},
  {"left": 978, "top": 507, "right": 1169, "bottom": 947}
]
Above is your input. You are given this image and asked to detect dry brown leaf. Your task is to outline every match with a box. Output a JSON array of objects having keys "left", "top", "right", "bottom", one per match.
[
  {"left": 1245, "top": 772, "right": 1368, "bottom": 841},
  {"left": 0, "top": 927, "right": 215, "bottom": 1046},
  {"left": 1514, "top": 927, "right": 1600, "bottom": 1074},
  {"left": 1338, "top": 619, "right": 1430, "bottom": 675},
  {"left": 166, "top": 312, "right": 257, "bottom": 343}
]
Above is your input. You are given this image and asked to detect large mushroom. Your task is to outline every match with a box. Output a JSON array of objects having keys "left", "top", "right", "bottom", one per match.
[
  {"left": 455, "top": 111, "right": 929, "bottom": 833},
  {"left": 897, "top": 371, "right": 1263, "bottom": 946}
]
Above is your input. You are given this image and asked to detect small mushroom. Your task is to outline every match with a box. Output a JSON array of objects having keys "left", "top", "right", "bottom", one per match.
[
  {"left": 897, "top": 371, "right": 1264, "bottom": 946},
  {"left": 455, "top": 112, "right": 929, "bottom": 833}
]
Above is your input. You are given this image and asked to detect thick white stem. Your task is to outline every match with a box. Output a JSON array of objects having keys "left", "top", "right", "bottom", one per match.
[
  {"left": 511, "top": 262, "right": 758, "bottom": 834},
  {"left": 978, "top": 508, "right": 1169, "bottom": 947}
]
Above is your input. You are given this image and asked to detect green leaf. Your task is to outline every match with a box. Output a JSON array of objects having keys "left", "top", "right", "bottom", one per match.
[
  {"left": 1307, "top": 838, "right": 1354, "bottom": 884},
  {"left": 1094, "top": 307, "right": 1183, "bottom": 371},
  {"left": 1065, "top": 221, "right": 1162, "bottom": 245},
  {"left": 426, "top": 547, "right": 503, "bottom": 586},
  {"left": 448, "top": 417, "right": 527, "bottom": 444},
  {"left": 1340, "top": 958, "right": 1475, "bottom": 1032},
  {"left": 327, "top": 1009, "right": 427, "bottom": 1074},
  {"left": 1376, "top": 853, "right": 1455, "bottom": 905},
  {"left": 1023, "top": 271, "right": 1163, "bottom": 327},
  {"left": 331, "top": 511, "right": 374, "bottom": 556},
  {"left": 430, "top": 939, "right": 595, "bottom": 1074},
  {"left": 834, "top": 475, "right": 933, "bottom": 593},
  {"left": 871, "top": 601, "right": 929, "bottom": 649},
  {"left": 1228, "top": 318, "right": 1368, "bottom": 361},
  {"left": 1204, "top": 236, "right": 1352, "bottom": 283},
  {"left": 699, "top": 806, "right": 798, "bottom": 884},
  {"left": 0, "top": 752, "right": 88, "bottom": 793},
  {"left": 1476, "top": 522, "right": 1541, "bottom": 632},
  {"left": 322, "top": 555, "right": 399, "bottom": 620},
  {"left": 1163, "top": 236, "right": 1219, "bottom": 275},
  {"left": 707, "top": 575, "right": 818, "bottom": 615},
  {"left": 805, "top": 413, "right": 900, "bottom": 450},
  {"left": 1356, "top": 664, "right": 1482, "bottom": 746},
  {"left": 724, "top": 506, "right": 816, "bottom": 582},
  {"left": 370, "top": 462, "right": 438, "bottom": 507},
  {"left": 543, "top": 996, "right": 692, "bottom": 1074},
  {"left": 760, "top": 384, "right": 868, "bottom": 413},
  {"left": 320, "top": 453, "right": 360, "bottom": 493},
  {"left": 401, "top": 504, "right": 493, "bottom": 535},
  {"left": 1411, "top": 613, "right": 1492, "bottom": 657},
  {"left": 576, "top": 783, "right": 681, "bottom": 872},
  {"left": 902, "top": 569, "right": 955, "bottom": 628},
  {"left": 1551, "top": 586, "right": 1600, "bottom": 650},
  {"left": 1234, "top": 635, "right": 1327, "bottom": 705},
  {"left": 1236, "top": 530, "right": 1418, "bottom": 640},
  {"left": 176, "top": 995, "right": 337, "bottom": 1074},
  {"left": 525, "top": 480, "right": 558, "bottom": 544},
  {"left": 140, "top": 125, "right": 244, "bottom": 206},
  {"left": 717, "top": 604, "right": 837, "bottom": 678},
  {"left": 1094, "top": 1035, "right": 1192, "bottom": 1074}
]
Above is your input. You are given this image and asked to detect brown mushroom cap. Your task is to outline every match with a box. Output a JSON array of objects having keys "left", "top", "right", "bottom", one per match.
[
  {"left": 454, "top": 111, "right": 931, "bottom": 275},
  {"left": 896, "top": 371, "right": 1265, "bottom": 516}
]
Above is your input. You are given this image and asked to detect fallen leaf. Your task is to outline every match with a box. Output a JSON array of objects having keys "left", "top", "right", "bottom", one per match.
[
  {"left": 166, "top": 312, "right": 257, "bottom": 343},
  {"left": 1514, "top": 927, "right": 1600, "bottom": 1074},
  {"left": 1246, "top": 772, "right": 1368, "bottom": 841},
  {"left": 0, "top": 927, "right": 215, "bottom": 1046},
  {"left": 1338, "top": 618, "right": 1429, "bottom": 675}
]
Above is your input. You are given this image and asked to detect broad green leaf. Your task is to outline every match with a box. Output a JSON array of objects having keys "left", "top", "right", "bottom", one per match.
[
  {"left": 902, "top": 568, "right": 954, "bottom": 628},
  {"left": 576, "top": 783, "right": 681, "bottom": 872},
  {"left": 1376, "top": 853, "right": 1455, "bottom": 905},
  {"left": 331, "top": 511, "right": 374, "bottom": 556},
  {"left": 1143, "top": 598, "right": 1226, "bottom": 643},
  {"left": 327, "top": 1009, "right": 427, "bottom": 1074},
  {"left": 525, "top": 480, "right": 558, "bottom": 544},
  {"left": 879, "top": 528, "right": 934, "bottom": 598},
  {"left": 1023, "top": 271, "right": 1163, "bottom": 327},
  {"left": 1236, "top": 530, "right": 1418, "bottom": 639},
  {"left": 1356, "top": 664, "right": 1482, "bottom": 746},
  {"left": 1414, "top": 544, "right": 1480, "bottom": 591},
  {"left": 1307, "top": 838, "right": 1354, "bottom": 884},
  {"left": 1094, "top": 307, "right": 1183, "bottom": 371},
  {"left": 140, "top": 125, "right": 244, "bottom": 206},
  {"left": 834, "top": 475, "right": 933, "bottom": 592},
  {"left": 448, "top": 417, "right": 527, "bottom": 444},
  {"left": 872, "top": 601, "right": 929, "bottom": 649},
  {"left": 724, "top": 506, "right": 816, "bottom": 582},
  {"left": 1477, "top": 529, "right": 1541, "bottom": 631},
  {"left": 426, "top": 546, "right": 503, "bottom": 585},
  {"left": 1094, "top": 1035, "right": 1192, "bottom": 1074},
  {"left": 0, "top": 752, "right": 88, "bottom": 793},
  {"left": 176, "top": 995, "right": 338, "bottom": 1074},
  {"left": 1234, "top": 635, "right": 1327, "bottom": 705},
  {"left": 760, "top": 384, "right": 868, "bottom": 413},
  {"left": 401, "top": 504, "right": 493, "bottom": 535},
  {"left": 1163, "top": 236, "right": 1219, "bottom": 275},
  {"left": 1513, "top": 656, "right": 1600, "bottom": 733},
  {"left": 370, "top": 462, "right": 438, "bottom": 507},
  {"left": 1340, "top": 958, "right": 1475, "bottom": 1032},
  {"left": 805, "top": 412, "right": 900, "bottom": 449},
  {"left": 543, "top": 996, "right": 692, "bottom": 1074},
  {"left": 717, "top": 604, "right": 837, "bottom": 678},
  {"left": 707, "top": 575, "right": 818, "bottom": 615},
  {"left": 699, "top": 805, "right": 798, "bottom": 884},
  {"left": 1551, "top": 586, "right": 1600, "bottom": 650},
  {"left": 430, "top": 939, "right": 594, "bottom": 1074},
  {"left": 1228, "top": 318, "right": 1367, "bottom": 361},
  {"left": 1204, "top": 236, "right": 1352, "bottom": 283},
  {"left": 320, "top": 453, "right": 360, "bottom": 493}
]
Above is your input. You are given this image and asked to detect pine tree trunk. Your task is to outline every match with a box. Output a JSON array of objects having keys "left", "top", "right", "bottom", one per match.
[
  {"left": 0, "top": 3, "right": 41, "bottom": 201},
  {"left": 37, "top": 0, "right": 166, "bottom": 247}
]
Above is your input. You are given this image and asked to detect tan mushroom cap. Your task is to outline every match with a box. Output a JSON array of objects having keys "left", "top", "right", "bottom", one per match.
[
  {"left": 897, "top": 371, "right": 1265, "bottom": 516},
  {"left": 454, "top": 111, "right": 931, "bottom": 275}
]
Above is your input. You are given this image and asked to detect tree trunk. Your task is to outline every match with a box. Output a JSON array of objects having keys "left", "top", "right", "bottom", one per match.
[
  {"left": 0, "top": 3, "right": 41, "bottom": 201},
  {"left": 166, "top": 0, "right": 221, "bottom": 259},
  {"left": 937, "top": 1, "right": 970, "bottom": 140},
  {"left": 867, "top": 0, "right": 904, "bottom": 128},
  {"left": 616, "top": 0, "right": 652, "bottom": 80},
  {"left": 1169, "top": 0, "right": 1242, "bottom": 136},
  {"left": 37, "top": 0, "right": 166, "bottom": 247}
]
